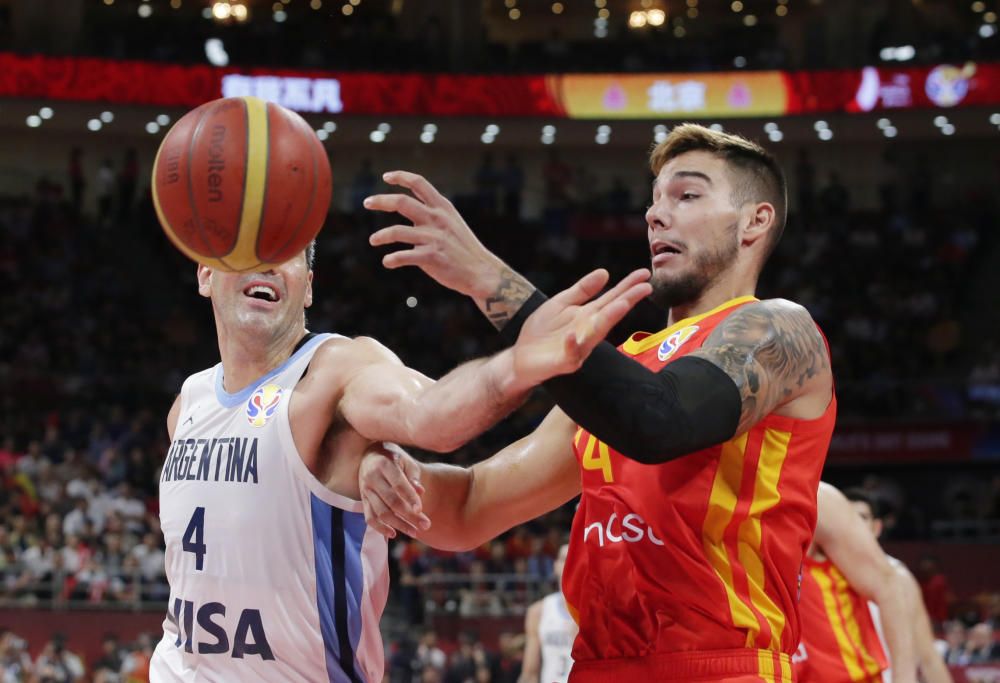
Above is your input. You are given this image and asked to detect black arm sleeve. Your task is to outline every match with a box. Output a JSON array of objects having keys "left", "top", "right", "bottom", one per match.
[
  {"left": 492, "top": 286, "right": 741, "bottom": 464},
  {"left": 497, "top": 289, "right": 547, "bottom": 345},
  {"left": 544, "top": 347, "right": 742, "bottom": 464}
]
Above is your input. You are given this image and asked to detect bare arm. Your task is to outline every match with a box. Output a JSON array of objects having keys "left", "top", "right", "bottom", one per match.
[
  {"left": 335, "top": 267, "right": 649, "bottom": 453},
  {"left": 815, "top": 483, "right": 917, "bottom": 683},
  {"left": 359, "top": 407, "right": 581, "bottom": 550},
  {"left": 336, "top": 336, "right": 530, "bottom": 453},
  {"left": 895, "top": 563, "right": 953, "bottom": 683},
  {"left": 518, "top": 601, "right": 543, "bottom": 683}
]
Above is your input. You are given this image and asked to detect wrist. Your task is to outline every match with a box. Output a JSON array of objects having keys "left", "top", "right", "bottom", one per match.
[
  {"left": 468, "top": 253, "right": 509, "bottom": 300},
  {"left": 489, "top": 348, "right": 537, "bottom": 397}
]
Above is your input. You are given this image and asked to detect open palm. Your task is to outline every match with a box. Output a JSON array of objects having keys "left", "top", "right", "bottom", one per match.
[{"left": 513, "top": 268, "right": 651, "bottom": 386}]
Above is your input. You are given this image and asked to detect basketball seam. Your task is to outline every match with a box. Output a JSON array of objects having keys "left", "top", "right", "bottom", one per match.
[
  {"left": 266, "top": 112, "right": 321, "bottom": 264},
  {"left": 253, "top": 102, "right": 274, "bottom": 266},
  {"left": 185, "top": 102, "right": 216, "bottom": 262},
  {"left": 216, "top": 98, "right": 252, "bottom": 272}
]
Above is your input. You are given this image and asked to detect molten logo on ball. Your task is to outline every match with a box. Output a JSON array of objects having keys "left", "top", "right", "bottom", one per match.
[
  {"left": 246, "top": 383, "right": 283, "bottom": 427},
  {"left": 207, "top": 124, "right": 226, "bottom": 203}
]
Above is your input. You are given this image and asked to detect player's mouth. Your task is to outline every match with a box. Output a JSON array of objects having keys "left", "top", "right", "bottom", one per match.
[
  {"left": 242, "top": 282, "right": 281, "bottom": 304},
  {"left": 650, "top": 240, "right": 683, "bottom": 266}
]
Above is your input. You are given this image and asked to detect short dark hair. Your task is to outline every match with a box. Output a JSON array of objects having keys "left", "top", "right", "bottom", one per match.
[
  {"left": 649, "top": 123, "right": 787, "bottom": 262},
  {"left": 843, "top": 487, "right": 885, "bottom": 519},
  {"left": 306, "top": 240, "right": 316, "bottom": 269}
]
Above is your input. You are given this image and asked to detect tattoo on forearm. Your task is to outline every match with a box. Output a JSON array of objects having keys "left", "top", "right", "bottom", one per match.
[
  {"left": 481, "top": 267, "right": 535, "bottom": 330},
  {"left": 691, "top": 301, "right": 830, "bottom": 434}
]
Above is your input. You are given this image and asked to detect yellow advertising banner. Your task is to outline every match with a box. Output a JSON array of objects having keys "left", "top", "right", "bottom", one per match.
[{"left": 548, "top": 72, "right": 789, "bottom": 119}]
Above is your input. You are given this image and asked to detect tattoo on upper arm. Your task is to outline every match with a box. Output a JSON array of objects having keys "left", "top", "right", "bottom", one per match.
[
  {"left": 481, "top": 267, "right": 535, "bottom": 330},
  {"left": 691, "top": 301, "right": 829, "bottom": 432}
]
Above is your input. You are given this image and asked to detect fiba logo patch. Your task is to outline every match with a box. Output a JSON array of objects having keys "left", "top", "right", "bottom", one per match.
[
  {"left": 246, "top": 383, "right": 284, "bottom": 427},
  {"left": 657, "top": 325, "right": 699, "bottom": 362}
]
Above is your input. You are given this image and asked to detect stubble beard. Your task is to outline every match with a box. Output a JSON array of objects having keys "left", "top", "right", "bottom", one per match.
[{"left": 649, "top": 229, "right": 739, "bottom": 310}]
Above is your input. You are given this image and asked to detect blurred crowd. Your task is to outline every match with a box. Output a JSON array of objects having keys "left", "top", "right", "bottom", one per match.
[{"left": 0, "top": 629, "right": 156, "bottom": 683}]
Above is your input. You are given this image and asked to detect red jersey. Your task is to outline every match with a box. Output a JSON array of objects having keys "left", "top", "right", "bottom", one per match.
[
  {"left": 561, "top": 296, "right": 836, "bottom": 681},
  {"left": 795, "top": 556, "right": 888, "bottom": 683}
]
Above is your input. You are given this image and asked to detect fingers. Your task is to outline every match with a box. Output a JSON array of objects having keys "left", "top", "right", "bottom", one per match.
[
  {"left": 372, "top": 452, "right": 425, "bottom": 514},
  {"left": 363, "top": 193, "right": 433, "bottom": 224},
  {"left": 382, "top": 246, "right": 434, "bottom": 270},
  {"left": 361, "top": 473, "right": 430, "bottom": 536},
  {"left": 362, "top": 499, "right": 398, "bottom": 539},
  {"left": 589, "top": 268, "right": 651, "bottom": 312},
  {"left": 369, "top": 224, "right": 436, "bottom": 248},
  {"left": 573, "top": 282, "right": 652, "bottom": 349},
  {"left": 381, "top": 171, "right": 448, "bottom": 207},
  {"left": 549, "top": 268, "right": 611, "bottom": 307},
  {"left": 363, "top": 495, "right": 422, "bottom": 538}
]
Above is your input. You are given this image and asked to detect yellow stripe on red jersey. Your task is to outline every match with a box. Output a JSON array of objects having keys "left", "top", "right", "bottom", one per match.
[{"left": 794, "top": 557, "right": 888, "bottom": 683}]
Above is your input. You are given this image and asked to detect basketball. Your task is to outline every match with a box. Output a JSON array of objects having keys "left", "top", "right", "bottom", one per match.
[{"left": 151, "top": 96, "right": 331, "bottom": 272}]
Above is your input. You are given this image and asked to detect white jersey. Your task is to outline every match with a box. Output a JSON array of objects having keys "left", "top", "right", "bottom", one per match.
[
  {"left": 152, "top": 334, "right": 388, "bottom": 683},
  {"left": 539, "top": 592, "right": 575, "bottom": 683}
]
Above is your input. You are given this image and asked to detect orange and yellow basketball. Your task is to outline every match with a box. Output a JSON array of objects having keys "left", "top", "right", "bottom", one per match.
[{"left": 152, "top": 96, "right": 331, "bottom": 272}]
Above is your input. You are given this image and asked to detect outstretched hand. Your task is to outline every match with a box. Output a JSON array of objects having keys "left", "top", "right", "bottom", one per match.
[
  {"left": 512, "top": 268, "right": 652, "bottom": 386},
  {"left": 365, "top": 171, "right": 505, "bottom": 300}
]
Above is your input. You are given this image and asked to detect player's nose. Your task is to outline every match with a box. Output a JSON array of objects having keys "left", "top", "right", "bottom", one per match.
[{"left": 645, "top": 202, "right": 667, "bottom": 230}]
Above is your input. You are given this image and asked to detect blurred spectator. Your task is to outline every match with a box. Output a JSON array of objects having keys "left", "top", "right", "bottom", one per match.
[
  {"left": 941, "top": 621, "right": 967, "bottom": 665},
  {"left": 92, "top": 633, "right": 124, "bottom": 682},
  {"left": 917, "top": 556, "right": 953, "bottom": 626},
  {"left": 33, "top": 633, "right": 84, "bottom": 683},
  {"left": 416, "top": 630, "right": 446, "bottom": 673},
  {"left": 962, "top": 623, "right": 1000, "bottom": 664},
  {"left": 445, "top": 631, "right": 497, "bottom": 683},
  {"left": 117, "top": 632, "right": 153, "bottom": 683},
  {"left": 0, "top": 628, "right": 32, "bottom": 681}
]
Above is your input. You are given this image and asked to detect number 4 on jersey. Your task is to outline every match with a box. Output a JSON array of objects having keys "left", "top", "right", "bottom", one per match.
[{"left": 183, "top": 507, "right": 207, "bottom": 571}]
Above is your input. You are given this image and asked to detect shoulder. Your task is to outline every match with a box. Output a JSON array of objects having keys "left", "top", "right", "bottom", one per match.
[
  {"left": 292, "top": 335, "right": 404, "bottom": 408},
  {"left": 713, "top": 298, "right": 822, "bottom": 343},
  {"left": 525, "top": 599, "right": 544, "bottom": 627},
  {"left": 309, "top": 335, "right": 403, "bottom": 371}
]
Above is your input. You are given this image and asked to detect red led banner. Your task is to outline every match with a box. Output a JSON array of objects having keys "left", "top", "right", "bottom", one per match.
[
  {"left": 0, "top": 52, "right": 998, "bottom": 118},
  {"left": 0, "top": 53, "right": 561, "bottom": 117}
]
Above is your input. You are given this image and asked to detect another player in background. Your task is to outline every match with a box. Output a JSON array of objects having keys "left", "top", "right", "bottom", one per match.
[
  {"left": 520, "top": 544, "right": 576, "bottom": 683},
  {"left": 795, "top": 483, "right": 918, "bottom": 683},
  {"left": 152, "top": 242, "right": 649, "bottom": 683},
  {"left": 360, "top": 124, "right": 865, "bottom": 682},
  {"left": 843, "top": 489, "right": 953, "bottom": 683}
]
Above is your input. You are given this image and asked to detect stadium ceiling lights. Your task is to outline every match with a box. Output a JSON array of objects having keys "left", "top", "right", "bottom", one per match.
[
  {"left": 879, "top": 45, "right": 916, "bottom": 62},
  {"left": 877, "top": 118, "right": 897, "bottom": 138},
  {"left": 628, "top": 9, "right": 665, "bottom": 28}
]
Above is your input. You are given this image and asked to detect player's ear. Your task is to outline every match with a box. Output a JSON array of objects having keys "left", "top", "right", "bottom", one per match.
[
  {"left": 304, "top": 269, "right": 313, "bottom": 309},
  {"left": 197, "top": 265, "right": 212, "bottom": 298},
  {"left": 739, "top": 201, "right": 775, "bottom": 248}
]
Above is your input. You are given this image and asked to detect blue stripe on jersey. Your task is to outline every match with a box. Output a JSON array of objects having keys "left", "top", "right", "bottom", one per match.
[
  {"left": 215, "top": 333, "right": 331, "bottom": 408},
  {"left": 341, "top": 510, "right": 368, "bottom": 677},
  {"left": 310, "top": 494, "right": 366, "bottom": 683}
]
